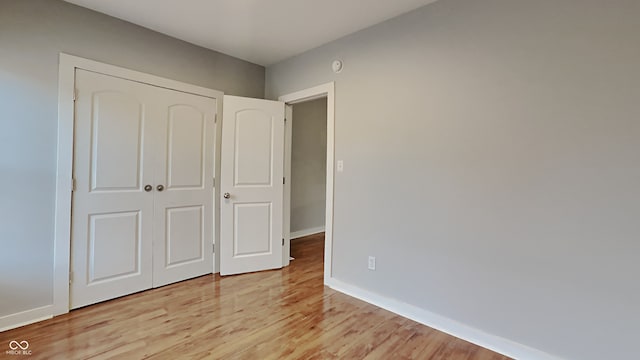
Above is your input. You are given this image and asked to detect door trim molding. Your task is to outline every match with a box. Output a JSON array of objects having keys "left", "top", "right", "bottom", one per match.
[
  {"left": 53, "top": 53, "right": 223, "bottom": 316},
  {"left": 278, "top": 82, "right": 335, "bottom": 284}
]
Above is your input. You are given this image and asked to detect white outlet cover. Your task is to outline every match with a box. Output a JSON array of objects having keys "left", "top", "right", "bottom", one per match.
[{"left": 337, "top": 160, "right": 344, "bottom": 172}]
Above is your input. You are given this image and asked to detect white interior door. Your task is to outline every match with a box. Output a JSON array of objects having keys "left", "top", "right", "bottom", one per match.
[
  {"left": 71, "top": 69, "right": 156, "bottom": 309},
  {"left": 152, "top": 88, "right": 216, "bottom": 287},
  {"left": 220, "top": 96, "right": 285, "bottom": 275},
  {"left": 71, "top": 69, "right": 216, "bottom": 308}
]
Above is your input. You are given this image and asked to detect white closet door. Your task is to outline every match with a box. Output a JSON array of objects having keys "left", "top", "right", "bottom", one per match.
[
  {"left": 220, "top": 95, "right": 285, "bottom": 275},
  {"left": 71, "top": 69, "right": 156, "bottom": 309},
  {"left": 71, "top": 69, "right": 216, "bottom": 308},
  {"left": 152, "top": 88, "right": 216, "bottom": 287}
]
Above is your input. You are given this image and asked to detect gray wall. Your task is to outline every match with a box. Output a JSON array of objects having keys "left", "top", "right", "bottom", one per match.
[
  {"left": 291, "top": 99, "right": 327, "bottom": 234},
  {"left": 266, "top": 1, "right": 640, "bottom": 359},
  {"left": 0, "top": 0, "right": 264, "bottom": 319}
]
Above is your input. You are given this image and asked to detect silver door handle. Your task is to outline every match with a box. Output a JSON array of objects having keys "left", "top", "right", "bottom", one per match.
[
  {"left": 223, "top": 192, "right": 231, "bottom": 199},
  {"left": 144, "top": 184, "right": 153, "bottom": 192},
  {"left": 157, "top": 184, "right": 165, "bottom": 192}
]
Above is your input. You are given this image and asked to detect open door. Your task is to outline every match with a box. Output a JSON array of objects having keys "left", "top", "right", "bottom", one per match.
[{"left": 220, "top": 96, "right": 285, "bottom": 275}]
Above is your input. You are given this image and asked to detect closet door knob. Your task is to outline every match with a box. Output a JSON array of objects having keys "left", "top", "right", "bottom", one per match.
[
  {"left": 223, "top": 192, "right": 231, "bottom": 199},
  {"left": 144, "top": 185, "right": 153, "bottom": 192},
  {"left": 157, "top": 185, "right": 165, "bottom": 192}
]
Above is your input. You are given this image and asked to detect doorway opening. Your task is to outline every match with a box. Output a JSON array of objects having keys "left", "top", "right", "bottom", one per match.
[
  {"left": 279, "top": 82, "right": 335, "bottom": 283},
  {"left": 288, "top": 98, "right": 327, "bottom": 262}
]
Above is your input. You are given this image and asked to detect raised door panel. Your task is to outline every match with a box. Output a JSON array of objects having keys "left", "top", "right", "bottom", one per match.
[
  {"left": 166, "top": 105, "right": 206, "bottom": 189},
  {"left": 233, "top": 203, "right": 272, "bottom": 257},
  {"left": 90, "top": 92, "right": 143, "bottom": 192},
  {"left": 235, "top": 110, "right": 273, "bottom": 186},
  {"left": 165, "top": 205, "right": 204, "bottom": 267},
  {"left": 88, "top": 211, "right": 141, "bottom": 283}
]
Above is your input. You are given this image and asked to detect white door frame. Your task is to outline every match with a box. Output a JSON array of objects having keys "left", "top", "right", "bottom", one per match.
[
  {"left": 53, "top": 53, "right": 223, "bottom": 315},
  {"left": 278, "top": 82, "right": 335, "bottom": 283}
]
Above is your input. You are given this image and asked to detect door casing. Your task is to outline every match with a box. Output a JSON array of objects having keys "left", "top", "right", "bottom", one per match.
[{"left": 278, "top": 82, "right": 335, "bottom": 284}]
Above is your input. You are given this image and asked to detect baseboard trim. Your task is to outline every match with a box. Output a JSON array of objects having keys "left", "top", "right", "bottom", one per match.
[
  {"left": 0, "top": 305, "right": 53, "bottom": 332},
  {"left": 325, "top": 278, "right": 563, "bottom": 360},
  {"left": 290, "top": 226, "right": 325, "bottom": 239}
]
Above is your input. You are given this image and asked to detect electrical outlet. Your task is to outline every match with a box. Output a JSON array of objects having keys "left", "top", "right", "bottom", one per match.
[
  {"left": 368, "top": 256, "right": 376, "bottom": 270},
  {"left": 337, "top": 160, "right": 344, "bottom": 172}
]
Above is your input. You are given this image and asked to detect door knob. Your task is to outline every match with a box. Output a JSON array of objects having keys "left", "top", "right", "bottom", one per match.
[
  {"left": 157, "top": 184, "right": 165, "bottom": 192},
  {"left": 223, "top": 192, "right": 231, "bottom": 199},
  {"left": 144, "top": 185, "right": 153, "bottom": 192}
]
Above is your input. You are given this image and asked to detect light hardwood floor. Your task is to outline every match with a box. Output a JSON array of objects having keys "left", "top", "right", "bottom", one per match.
[{"left": 0, "top": 233, "right": 511, "bottom": 359}]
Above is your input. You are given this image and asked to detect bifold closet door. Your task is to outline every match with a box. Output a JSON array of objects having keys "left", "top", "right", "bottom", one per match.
[{"left": 70, "top": 69, "right": 215, "bottom": 309}]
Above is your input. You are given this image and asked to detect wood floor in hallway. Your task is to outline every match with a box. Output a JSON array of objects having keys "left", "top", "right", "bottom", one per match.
[{"left": 0, "top": 233, "right": 511, "bottom": 359}]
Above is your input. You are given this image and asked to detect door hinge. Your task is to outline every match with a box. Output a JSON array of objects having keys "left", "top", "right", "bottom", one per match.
[
  {"left": 214, "top": 114, "right": 217, "bottom": 124},
  {"left": 72, "top": 89, "right": 78, "bottom": 102},
  {"left": 284, "top": 118, "right": 287, "bottom": 124},
  {"left": 213, "top": 177, "right": 215, "bottom": 187},
  {"left": 283, "top": 177, "right": 285, "bottom": 185},
  {"left": 69, "top": 271, "right": 74, "bottom": 284},
  {"left": 282, "top": 238, "right": 285, "bottom": 246},
  {"left": 71, "top": 178, "right": 77, "bottom": 192},
  {"left": 212, "top": 243, "right": 215, "bottom": 253}
]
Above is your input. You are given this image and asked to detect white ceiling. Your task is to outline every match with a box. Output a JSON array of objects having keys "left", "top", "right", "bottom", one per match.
[{"left": 64, "top": 0, "right": 439, "bottom": 66}]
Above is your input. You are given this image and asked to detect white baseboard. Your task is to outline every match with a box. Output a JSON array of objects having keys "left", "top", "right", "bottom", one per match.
[
  {"left": 290, "top": 226, "right": 325, "bottom": 239},
  {"left": 0, "top": 305, "right": 53, "bottom": 332},
  {"left": 325, "top": 278, "right": 564, "bottom": 360}
]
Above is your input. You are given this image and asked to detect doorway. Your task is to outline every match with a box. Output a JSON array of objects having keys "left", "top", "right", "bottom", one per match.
[
  {"left": 280, "top": 82, "right": 335, "bottom": 283},
  {"left": 288, "top": 98, "right": 327, "bottom": 257},
  {"left": 217, "top": 85, "right": 335, "bottom": 279}
]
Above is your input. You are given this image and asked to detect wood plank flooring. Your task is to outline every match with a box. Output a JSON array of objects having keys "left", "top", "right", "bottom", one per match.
[{"left": 0, "top": 233, "right": 511, "bottom": 359}]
